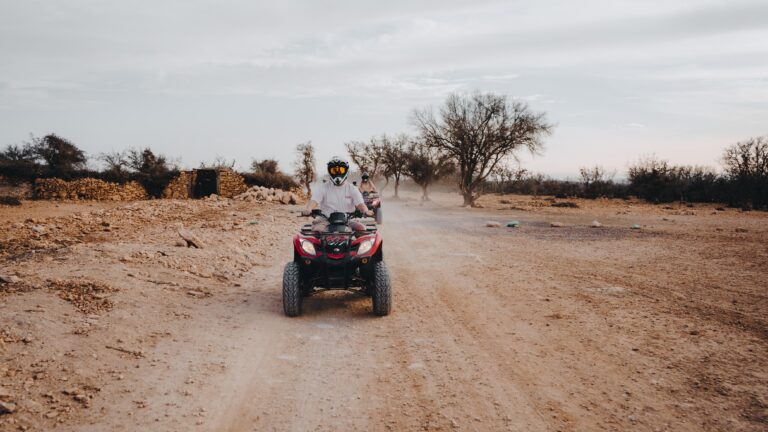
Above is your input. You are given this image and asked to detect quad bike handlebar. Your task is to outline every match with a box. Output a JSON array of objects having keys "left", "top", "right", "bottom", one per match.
[{"left": 298, "top": 209, "right": 364, "bottom": 219}]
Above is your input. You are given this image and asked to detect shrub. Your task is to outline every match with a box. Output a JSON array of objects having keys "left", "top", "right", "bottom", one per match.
[
  {"left": 242, "top": 172, "right": 298, "bottom": 191},
  {"left": 245, "top": 159, "right": 298, "bottom": 190}
]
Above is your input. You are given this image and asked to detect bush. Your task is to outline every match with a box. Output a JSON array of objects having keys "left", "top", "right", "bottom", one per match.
[
  {"left": 242, "top": 172, "right": 298, "bottom": 191},
  {"left": 244, "top": 159, "right": 298, "bottom": 190},
  {"left": 627, "top": 157, "right": 725, "bottom": 203}
]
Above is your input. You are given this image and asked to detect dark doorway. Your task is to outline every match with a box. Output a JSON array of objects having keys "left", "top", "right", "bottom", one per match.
[{"left": 194, "top": 170, "right": 218, "bottom": 198}]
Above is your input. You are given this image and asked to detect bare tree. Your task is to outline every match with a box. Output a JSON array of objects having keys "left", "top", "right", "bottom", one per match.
[
  {"left": 294, "top": 141, "right": 316, "bottom": 196},
  {"left": 722, "top": 135, "right": 768, "bottom": 208},
  {"left": 98, "top": 150, "right": 130, "bottom": 180},
  {"left": 412, "top": 92, "right": 553, "bottom": 206},
  {"left": 200, "top": 155, "right": 236, "bottom": 169},
  {"left": 345, "top": 138, "right": 386, "bottom": 178},
  {"left": 405, "top": 139, "right": 455, "bottom": 201},
  {"left": 491, "top": 163, "right": 528, "bottom": 194},
  {"left": 579, "top": 165, "right": 616, "bottom": 198},
  {"left": 380, "top": 134, "right": 409, "bottom": 198}
]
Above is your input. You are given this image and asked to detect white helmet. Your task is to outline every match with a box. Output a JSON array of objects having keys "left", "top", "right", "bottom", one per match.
[{"left": 327, "top": 156, "right": 350, "bottom": 186}]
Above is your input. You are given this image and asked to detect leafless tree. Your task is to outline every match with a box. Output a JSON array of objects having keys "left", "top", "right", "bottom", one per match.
[
  {"left": 98, "top": 150, "right": 130, "bottom": 179},
  {"left": 200, "top": 155, "right": 236, "bottom": 169},
  {"left": 579, "top": 165, "right": 617, "bottom": 198},
  {"left": 722, "top": 135, "right": 768, "bottom": 208},
  {"left": 412, "top": 92, "right": 553, "bottom": 206},
  {"left": 345, "top": 138, "right": 386, "bottom": 178},
  {"left": 491, "top": 163, "right": 529, "bottom": 193},
  {"left": 380, "top": 134, "right": 409, "bottom": 198},
  {"left": 405, "top": 139, "right": 455, "bottom": 201},
  {"left": 294, "top": 141, "right": 316, "bottom": 196}
]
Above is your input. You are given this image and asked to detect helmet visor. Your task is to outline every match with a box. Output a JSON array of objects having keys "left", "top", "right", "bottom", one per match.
[{"left": 329, "top": 166, "right": 347, "bottom": 175}]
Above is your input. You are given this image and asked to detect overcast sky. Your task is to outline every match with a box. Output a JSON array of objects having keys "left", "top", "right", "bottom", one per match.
[{"left": 1, "top": 0, "right": 766, "bottom": 178}]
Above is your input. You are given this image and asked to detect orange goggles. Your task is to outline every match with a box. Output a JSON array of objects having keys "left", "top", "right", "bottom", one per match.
[{"left": 329, "top": 166, "right": 347, "bottom": 175}]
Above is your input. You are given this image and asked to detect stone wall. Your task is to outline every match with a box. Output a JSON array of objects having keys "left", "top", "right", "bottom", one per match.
[
  {"left": 217, "top": 169, "right": 247, "bottom": 198},
  {"left": 162, "top": 169, "right": 247, "bottom": 199},
  {"left": 34, "top": 178, "right": 147, "bottom": 201},
  {"left": 0, "top": 177, "right": 33, "bottom": 199},
  {"left": 162, "top": 171, "right": 193, "bottom": 199}
]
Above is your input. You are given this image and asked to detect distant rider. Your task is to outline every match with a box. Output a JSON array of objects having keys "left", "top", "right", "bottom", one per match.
[
  {"left": 302, "top": 156, "right": 372, "bottom": 233},
  {"left": 358, "top": 172, "right": 377, "bottom": 194}
]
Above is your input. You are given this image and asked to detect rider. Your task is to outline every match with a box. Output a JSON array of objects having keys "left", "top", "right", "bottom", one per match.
[
  {"left": 358, "top": 172, "right": 377, "bottom": 194},
  {"left": 302, "top": 156, "right": 372, "bottom": 233}
]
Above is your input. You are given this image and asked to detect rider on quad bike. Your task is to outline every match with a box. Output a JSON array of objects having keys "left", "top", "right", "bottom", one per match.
[
  {"left": 282, "top": 156, "right": 392, "bottom": 317},
  {"left": 358, "top": 172, "right": 376, "bottom": 193},
  {"left": 301, "top": 157, "right": 371, "bottom": 233},
  {"left": 359, "top": 172, "right": 383, "bottom": 224}
]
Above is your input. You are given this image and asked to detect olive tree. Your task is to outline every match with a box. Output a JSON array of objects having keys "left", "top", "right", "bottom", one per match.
[{"left": 412, "top": 92, "right": 553, "bottom": 206}]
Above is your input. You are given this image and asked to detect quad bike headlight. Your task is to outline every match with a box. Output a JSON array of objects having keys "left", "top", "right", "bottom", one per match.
[
  {"left": 300, "top": 239, "right": 316, "bottom": 255},
  {"left": 357, "top": 239, "right": 374, "bottom": 256}
]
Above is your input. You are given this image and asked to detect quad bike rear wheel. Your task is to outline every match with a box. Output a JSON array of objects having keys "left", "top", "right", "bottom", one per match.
[
  {"left": 372, "top": 261, "right": 391, "bottom": 316},
  {"left": 282, "top": 261, "right": 302, "bottom": 317}
]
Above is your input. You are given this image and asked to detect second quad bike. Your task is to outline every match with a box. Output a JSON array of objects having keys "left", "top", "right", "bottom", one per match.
[
  {"left": 363, "top": 191, "right": 382, "bottom": 224},
  {"left": 282, "top": 209, "right": 392, "bottom": 317}
]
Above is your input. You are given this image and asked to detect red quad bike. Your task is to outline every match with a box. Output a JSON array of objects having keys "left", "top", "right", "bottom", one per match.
[
  {"left": 363, "top": 191, "right": 383, "bottom": 224},
  {"left": 282, "top": 209, "right": 392, "bottom": 317}
]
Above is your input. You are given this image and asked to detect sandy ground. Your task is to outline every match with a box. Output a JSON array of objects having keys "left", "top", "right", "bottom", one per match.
[{"left": 0, "top": 192, "right": 766, "bottom": 431}]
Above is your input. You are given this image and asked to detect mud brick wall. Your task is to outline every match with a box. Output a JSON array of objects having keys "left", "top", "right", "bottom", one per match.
[{"left": 34, "top": 178, "right": 147, "bottom": 201}]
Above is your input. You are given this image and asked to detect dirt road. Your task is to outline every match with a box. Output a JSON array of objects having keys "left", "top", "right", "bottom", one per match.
[{"left": 1, "top": 194, "right": 766, "bottom": 431}]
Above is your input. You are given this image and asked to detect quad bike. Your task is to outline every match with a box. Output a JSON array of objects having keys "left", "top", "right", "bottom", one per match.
[
  {"left": 282, "top": 209, "right": 392, "bottom": 317},
  {"left": 363, "top": 191, "right": 382, "bottom": 224}
]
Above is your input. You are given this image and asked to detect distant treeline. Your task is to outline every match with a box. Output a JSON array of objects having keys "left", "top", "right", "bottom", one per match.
[
  {"left": 0, "top": 134, "right": 299, "bottom": 197},
  {"left": 486, "top": 136, "right": 768, "bottom": 210}
]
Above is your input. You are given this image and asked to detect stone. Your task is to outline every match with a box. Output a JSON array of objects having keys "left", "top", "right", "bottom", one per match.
[
  {"left": 631, "top": 224, "right": 641, "bottom": 230},
  {"left": 0, "top": 275, "right": 21, "bottom": 284},
  {"left": 591, "top": 220, "right": 602, "bottom": 228},
  {"left": 178, "top": 228, "right": 205, "bottom": 249},
  {"left": 485, "top": 221, "right": 501, "bottom": 228},
  {"left": 735, "top": 227, "right": 748, "bottom": 233},
  {"left": 550, "top": 222, "right": 564, "bottom": 227},
  {"left": 506, "top": 221, "right": 520, "bottom": 228},
  {"left": 0, "top": 401, "right": 17, "bottom": 414},
  {"left": 31, "top": 225, "right": 45, "bottom": 234}
]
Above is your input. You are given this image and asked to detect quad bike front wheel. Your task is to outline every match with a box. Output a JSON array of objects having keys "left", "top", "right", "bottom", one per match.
[
  {"left": 372, "top": 261, "right": 392, "bottom": 316},
  {"left": 282, "top": 261, "right": 302, "bottom": 317},
  {"left": 375, "top": 207, "right": 383, "bottom": 224}
]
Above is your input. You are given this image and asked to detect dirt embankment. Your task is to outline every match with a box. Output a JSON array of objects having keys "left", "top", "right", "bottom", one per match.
[{"left": 1, "top": 193, "right": 766, "bottom": 431}]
